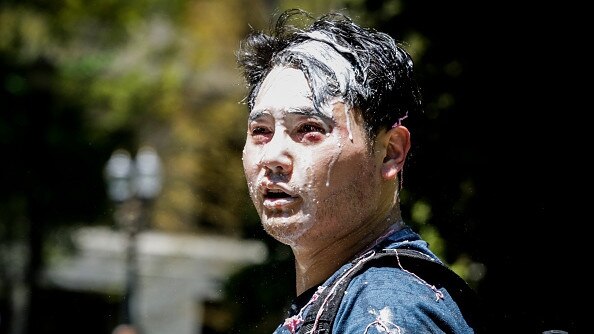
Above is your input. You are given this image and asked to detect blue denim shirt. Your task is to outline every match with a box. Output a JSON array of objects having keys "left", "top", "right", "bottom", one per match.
[{"left": 274, "top": 226, "right": 475, "bottom": 333}]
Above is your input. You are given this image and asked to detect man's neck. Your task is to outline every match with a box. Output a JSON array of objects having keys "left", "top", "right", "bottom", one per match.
[{"left": 291, "top": 215, "right": 404, "bottom": 295}]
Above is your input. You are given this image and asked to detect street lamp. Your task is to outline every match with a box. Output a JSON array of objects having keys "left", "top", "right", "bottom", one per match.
[{"left": 104, "top": 146, "right": 163, "bottom": 328}]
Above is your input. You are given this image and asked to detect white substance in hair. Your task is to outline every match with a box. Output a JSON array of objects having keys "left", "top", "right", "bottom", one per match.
[{"left": 286, "top": 39, "right": 356, "bottom": 112}]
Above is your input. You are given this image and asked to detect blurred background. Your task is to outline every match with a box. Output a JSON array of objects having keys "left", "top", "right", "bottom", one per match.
[{"left": 0, "top": 0, "right": 578, "bottom": 333}]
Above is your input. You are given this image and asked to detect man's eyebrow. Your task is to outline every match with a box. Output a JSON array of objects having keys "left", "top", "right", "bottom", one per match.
[
  {"left": 287, "top": 106, "right": 316, "bottom": 116},
  {"left": 248, "top": 110, "right": 268, "bottom": 122},
  {"left": 248, "top": 107, "right": 334, "bottom": 123},
  {"left": 287, "top": 107, "right": 334, "bottom": 123}
]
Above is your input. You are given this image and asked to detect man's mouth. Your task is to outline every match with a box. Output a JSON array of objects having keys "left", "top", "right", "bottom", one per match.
[
  {"left": 262, "top": 188, "right": 299, "bottom": 209},
  {"left": 265, "top": 189, "right": 292, "bottom": 199}
]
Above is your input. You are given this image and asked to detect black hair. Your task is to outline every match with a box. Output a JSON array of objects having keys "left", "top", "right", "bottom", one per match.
[{"left": 237, "top": 8, "right": 422, "bottom": 139}]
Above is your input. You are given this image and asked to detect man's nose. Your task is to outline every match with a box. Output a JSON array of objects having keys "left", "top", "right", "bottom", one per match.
[{"left": 259, "top": 131, "right": 293, "bottom": 175}]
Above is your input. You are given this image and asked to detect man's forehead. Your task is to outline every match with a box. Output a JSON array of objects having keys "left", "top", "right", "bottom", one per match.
[
  {"left": 260, "top": 67, "right": 310, "bottom": 91},
  {"left": 252, "top": 66, "right": 336, "bottom": 119},
  {"left": 253, "top": 67, "right": 311, "bottom": 104}
]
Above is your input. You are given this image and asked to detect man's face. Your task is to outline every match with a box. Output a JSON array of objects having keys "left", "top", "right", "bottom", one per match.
[{"left": 243, "top": 66, "right": 389, "bottom": 248}]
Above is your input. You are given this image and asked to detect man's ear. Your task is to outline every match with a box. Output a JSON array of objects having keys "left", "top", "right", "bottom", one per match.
[{"left": 381, "top": 125, "right": 411, "bottom": 180}]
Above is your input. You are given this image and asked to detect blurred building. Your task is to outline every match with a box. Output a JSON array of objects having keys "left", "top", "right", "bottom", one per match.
[{"left": 43, "top": 226, "right": 267, "bottom": 334}]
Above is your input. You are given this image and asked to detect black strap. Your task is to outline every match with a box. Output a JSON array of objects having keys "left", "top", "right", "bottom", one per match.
[{"left": 297, "top": 248, "right": 484, "bottom": 333}]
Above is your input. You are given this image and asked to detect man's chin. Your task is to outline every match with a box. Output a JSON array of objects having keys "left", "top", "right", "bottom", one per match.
[
  {"left": 261, "top": 214, "right": 299, "bottom": 227},
  {"left": 261, "top": 214, "right": 311, "bottom": 244}
]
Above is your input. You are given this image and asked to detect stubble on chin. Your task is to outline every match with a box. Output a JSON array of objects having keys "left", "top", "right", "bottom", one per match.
[{"left": 260, "top": 209, "right": 315, "bottom": 247}]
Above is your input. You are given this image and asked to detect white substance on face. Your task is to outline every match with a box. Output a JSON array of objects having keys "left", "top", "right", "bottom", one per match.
[
  {"left": 344, "top": 104, "right": 353, "bottom": 142},
  {"left": 324, "top": 103, "right": 343, "bottom": 187},
  {"left": 325, "top": 146, "right": 340, "bottom": 187},
  {"left": 279, "top": 39, "right": 358, "bottom": 187},
  {"left": 323, "top": 101, "right": 350, "bottom": 187},
  {"left": 245, "top": 66, "right": 380, "bottom": 250}
]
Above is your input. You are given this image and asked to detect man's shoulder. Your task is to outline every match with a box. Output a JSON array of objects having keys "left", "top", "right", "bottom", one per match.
[
  {"left": 341, "top": 257, "right": 457, "bottom": 307},
  {"left": 347, "top": 262, "right": 439, "bottom": 292},
  {"left": 294, "top": 242, "right": 480, "bottom": 333},
  {"left": 330, "top": 249, "right": 479, "bottom": 333}
]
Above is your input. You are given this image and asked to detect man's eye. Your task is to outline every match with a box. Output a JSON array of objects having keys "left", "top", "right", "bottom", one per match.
[
  {"left": 251, "top": 127, "right": 271, "bottom": 135},
  {"left": 250, "top": 126, "right": 273, "bottom": 143},
  {"left": 298, "top": 124, "right": 326, "bottom": 134}
]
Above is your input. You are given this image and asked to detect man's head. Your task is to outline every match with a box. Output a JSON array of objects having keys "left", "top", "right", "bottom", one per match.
[
  {"left": 238, "top": 10, "right": 419, "bottom": 248},
  {"left": 238, "top": 9, "right": 422, "bottom": 141}
]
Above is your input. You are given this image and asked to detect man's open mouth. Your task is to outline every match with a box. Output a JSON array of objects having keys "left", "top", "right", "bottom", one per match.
[
  {"left": 265, "top": 189, "right": 292, "bottom": 199},
  {"left": 263, "top": 189, "right": 298, "bottom": 209}
]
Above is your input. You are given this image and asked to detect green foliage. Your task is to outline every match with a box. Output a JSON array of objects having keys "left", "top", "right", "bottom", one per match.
[
  {"left": 1, "top": 0, "right": 269, "bottom": 233},
  {"left": 0, "top": 0, "right": 266, "bottom": 330}
]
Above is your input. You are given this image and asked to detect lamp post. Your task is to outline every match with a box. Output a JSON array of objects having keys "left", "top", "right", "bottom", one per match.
[{"left": 104, "top": 146, "right": 163, "bottom": 328}]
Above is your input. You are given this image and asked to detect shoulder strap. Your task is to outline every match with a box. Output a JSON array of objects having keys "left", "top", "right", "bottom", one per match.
[{"left": 297, "top": 248, "right": 484, "bottom": 334}]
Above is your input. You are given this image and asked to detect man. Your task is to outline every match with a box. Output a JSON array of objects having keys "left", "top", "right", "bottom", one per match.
[{"left": 237, "top": 9, "right": 479, "bottom": 333}]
